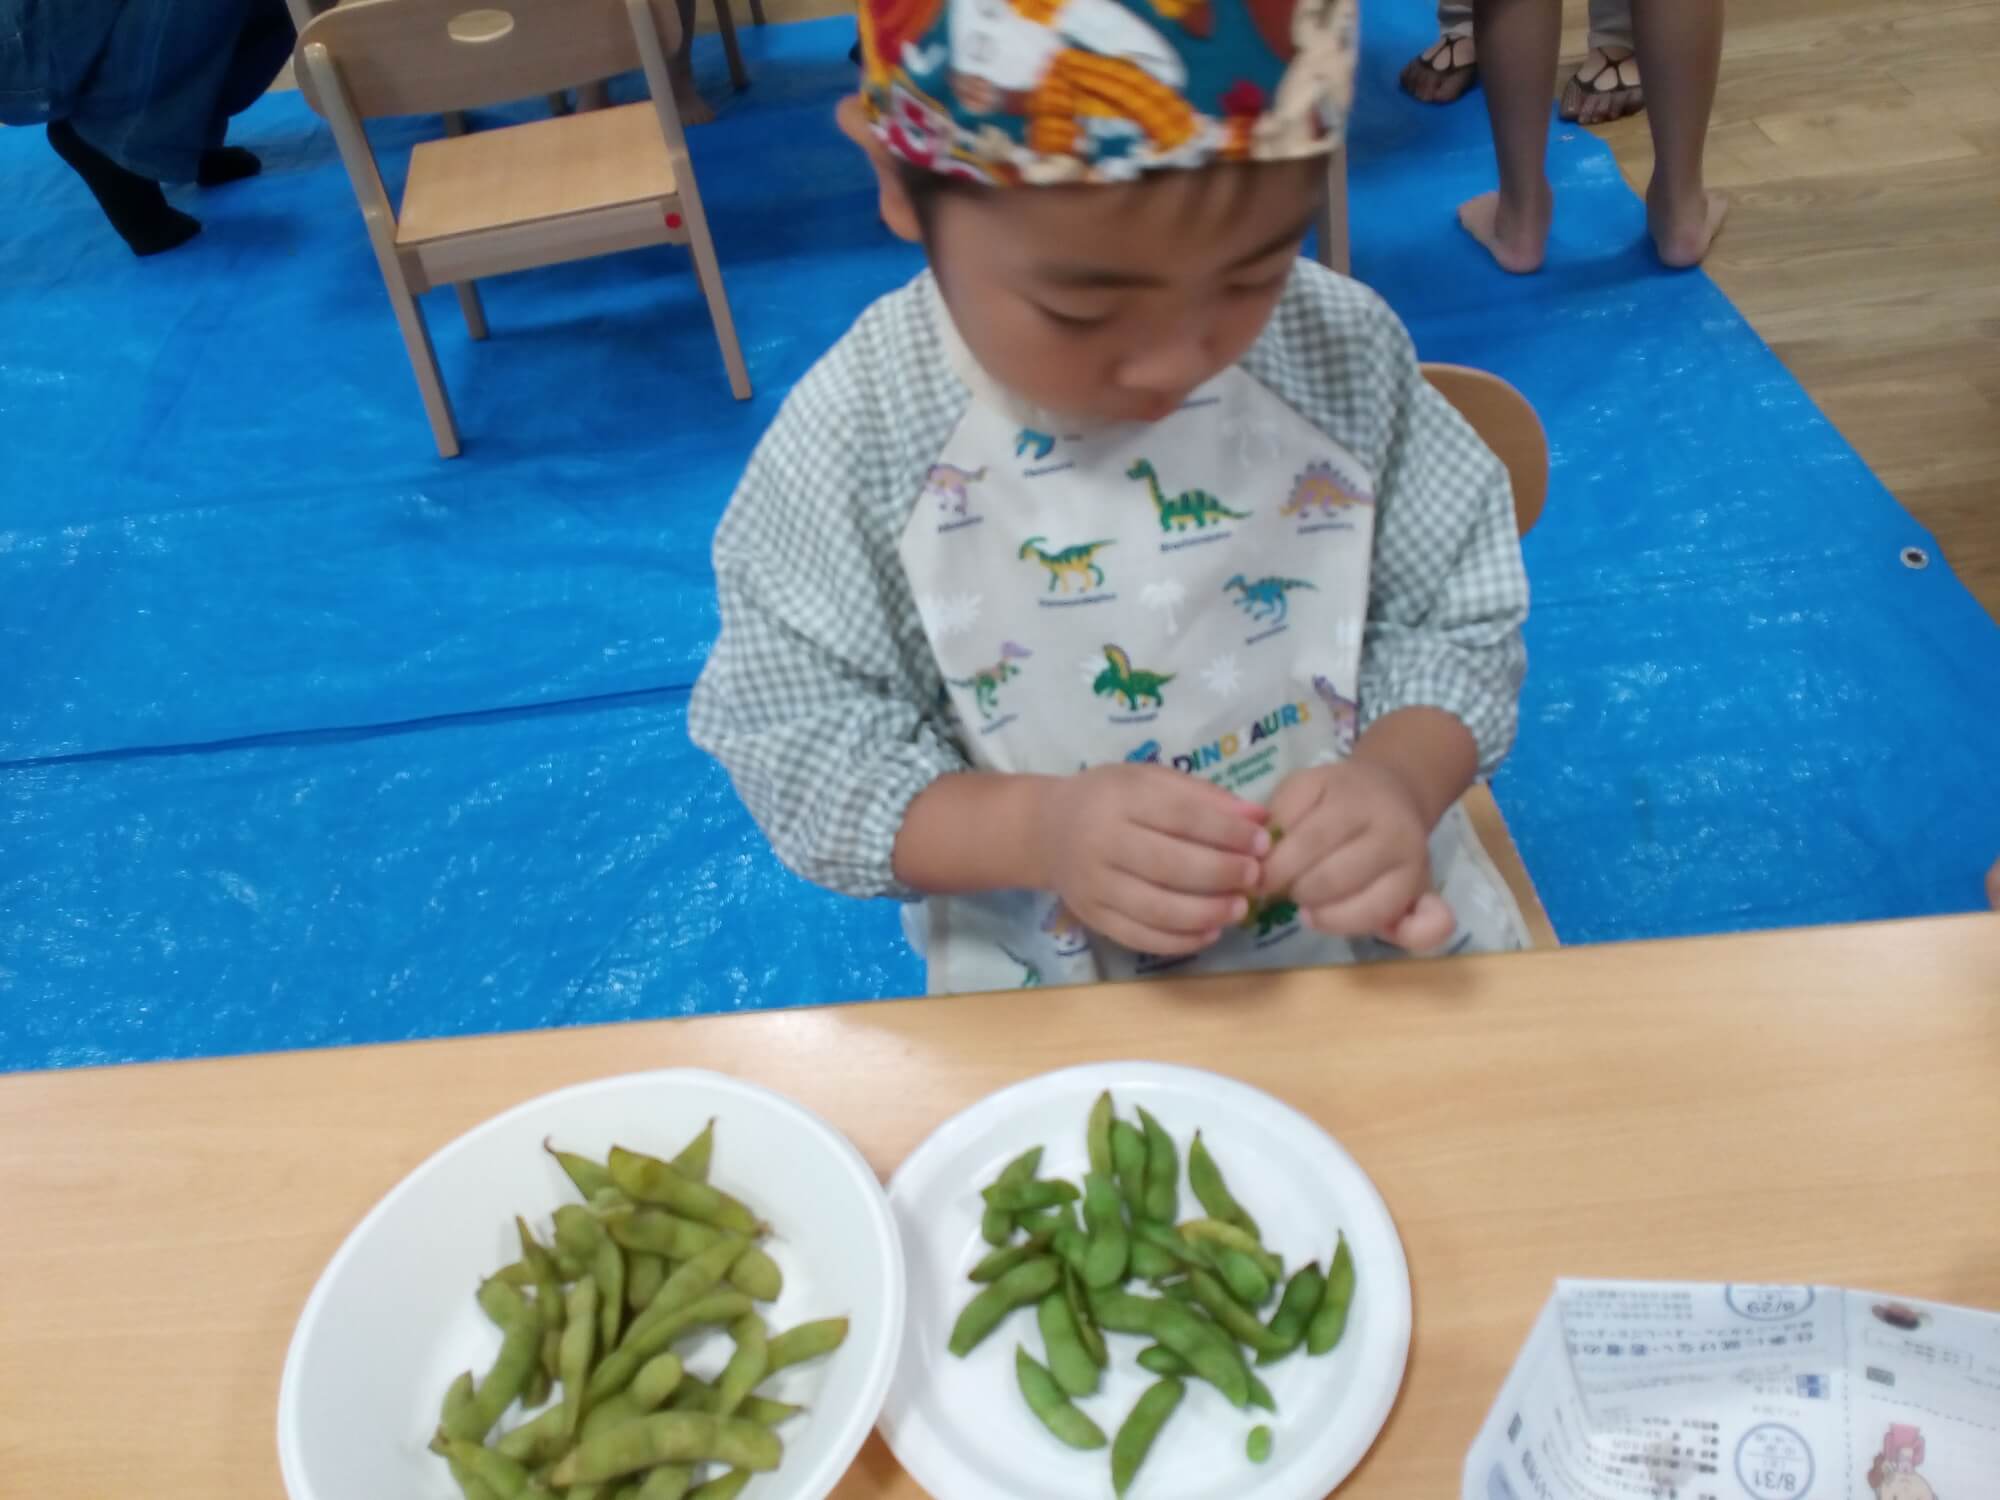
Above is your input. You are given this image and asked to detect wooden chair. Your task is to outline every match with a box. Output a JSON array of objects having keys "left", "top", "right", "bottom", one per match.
[
  {"left": 297, "top": 0, "right": 750, "bottom": 458},
  {"left": 1422, "top": 361, "right": 1559, "bottom": 949}
]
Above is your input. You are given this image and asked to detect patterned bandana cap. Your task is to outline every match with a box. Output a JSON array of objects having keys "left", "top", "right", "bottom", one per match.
[{"left": 858, "top": 0, "right": 1358, "bottom": 184}]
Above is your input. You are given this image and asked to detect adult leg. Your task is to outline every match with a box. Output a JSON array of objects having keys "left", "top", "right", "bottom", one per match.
[
  {"left": 669, "top": 0, "right": 714, "bottom": 125},
  {"left": 1459, "top": 0, "right": 1559, "bottom": 274},
  {"left": 1628, "top": 0, "right": 1727, "bottom": 266},
  {"left": 1401, "top": 0, "right": 1479, "bottom": 106},
  {"left": 1561, "top": 0, "right": 1643, "bottom": 126},
  {"left": 199, "top": 0, "right": 297, "bottom": 185}
]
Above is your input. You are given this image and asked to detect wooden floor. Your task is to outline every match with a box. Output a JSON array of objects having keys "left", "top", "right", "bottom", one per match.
[{"left": 1565, "top": 0, "right": 2000, "bottom": 620}]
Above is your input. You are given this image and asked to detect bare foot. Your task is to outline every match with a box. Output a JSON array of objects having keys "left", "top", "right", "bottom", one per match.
[
  {"left": 1647, "top": 181, "right": 1728, "bottom": 268},
  {"left": 1399, "top": 35, "right": 1478, "bottom": 106},
  {"left": 1458, "top": 183, "right": 1552, "bottom": 274},
  {"left": 1560, "top": 47, "right": 1644, "bottom": 126}
]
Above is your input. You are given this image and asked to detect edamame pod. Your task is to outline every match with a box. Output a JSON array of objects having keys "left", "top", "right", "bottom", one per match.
[
  {"left": 449, "top": 1287, "right": 542, "bottom": 1443},
  {"left": 1088, "top": 1289, "right": 1250, "bottom": 1408},
  {"left": 1179, "top": 1219, "right": 1283, "bottom": 1281},
  {"left": 982, "top": 1146, "right": 1044, "bottom": 1247},
  {"left": 634, "top": 1469, "right": 692, "bottom": 1500},
  {"left": 439, "top": 1438, "right": 537, "bottom": 1500},
  {"left": 1062, "top": 1265, "right": 1109, "bottom": 1369},
  {"left": 1187, "top": 1132, "right": 1260, "bottom": 1240},
  {"left": 981, "top": 1179, "right": 1081, "bottom": 1214},
  {"left": 670, "top": 1119, "right": 716, "bottom": 1183},
  {"left": 1135, "top": 1108, "right": 1178, "bottom": 1224},
  {"left": 1135, "top": 1345, "right": 1189, "bottom": 1376},
  {"left": 1015, "top": 1345, "right": 1108, "bottom": 1450},
  {"left": 1188, "top": 1268, "right": 1292, "bottom": 1355},
  {"left": 949, "top": 1257, "right": 1062, "bottom": 1357},
  {"left": 1216, "top": 1248, "right": 1273, "bottom": 1309},
  {"left": 1110, "top": 1121, "right": 1148, "bottom": 1217},
  {"left": 1080, "top": 1172, "right": 1129, "bottom": 1290},
  {"left": 494, "top": 1404, "right": 571, "bottom": 1466},
  {"left": 588, "top": 1291, "right": 755, "bottom": 1403},
  {"left": 594, "top": 1239, "right": 625, "bottom": 1350},
  {"left": 714, "top": 1314, "right": 768, "bottom": 1418},
  {"left": 1050, "top": 1225, "right": 1092, "bottom": 1279},
  {"left": 1127, "top": 1235, "right": 1179, "bottom": 1282},
  {"left": 1257, "top": 1262, "right": 1327, "bottom": 1365},
  {"left": 1036, "top": 1291, "right": 1099, "bottom": 1397},
  {"left": 549, "top": 1413, "right": 782, "bottom": 1485},
  {"left": 969, "top": 1229, "right": 1057, "bottom": 1283},
  {"left": 606, "top": 1146, "right": 763, "bottom": 1236},
  {"left": 688, "top": 1471, "right": 751, "bottom": 1500},
  {"left": 545, "top": 1140, "right": 614, "bottom": 1201},
  {"left": 559, "top": 1278, "right": 599, "bottom": 1435},
  {"left": 1111, "top": 1377, "right": 1184, "bottom": 1497},
  {"left": 766, "top": 1315, "right": 849, "bottom": 1373},
  {"left": 622, "top": 1237, "right": 748, "bottom": 1348},
  {"left": 1306, "top": 1233, "right": 1355, "bottom": 1356},
  {"left": 1086, "top": 1091, "right": 1115, "bottom": 1178}
]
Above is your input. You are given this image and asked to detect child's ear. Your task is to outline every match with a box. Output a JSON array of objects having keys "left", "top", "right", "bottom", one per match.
[{"left": 836, "top": 94, "right": 924, "bottom": 244}]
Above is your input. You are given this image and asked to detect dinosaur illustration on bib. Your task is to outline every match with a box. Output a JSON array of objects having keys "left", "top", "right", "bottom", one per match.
[
  {"left": 1127, "top": 458, "right": 1250, "bottom": 532},
  {"left": 1019, "top": 536, "right": 1114, "bottom": 593},
  {"left": 1093, "top": 644, "right": 1174, "bottom": 710},
  {"left": 1224, "top": 573, "right": 1316, "bottom": 624}
]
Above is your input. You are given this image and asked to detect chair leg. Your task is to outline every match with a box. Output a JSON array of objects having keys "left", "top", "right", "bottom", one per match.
[
  {"left": 1313, "top": 146, "right": 1350, "bottom": 275},
  {"left": 685, "top": 216, "right": 750, "bottom": 401},
  {"left": 747, "top": 0, "right": 766, "bottom": 23},
  {"left": 443, "top": 109, "right": 470, "bottom": 136},
  {"left": 712, "top": 0, "right": 750, "bottom": 91},
  {"left": 546, "top": 91, "right": 574, "bottom": 116},
  {"left": 576, "top": 80, "right": 611, "bottom": 111},
  {"left": 455, "top": 282, "right": 489, "bottom": 341},
  {"left": 385, "top": 284, "right": 460, "bottom": 457}
]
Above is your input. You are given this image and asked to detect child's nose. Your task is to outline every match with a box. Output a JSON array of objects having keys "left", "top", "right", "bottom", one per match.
[{"left": 1114, "top": 318, "right": 1217, "bottom": 408}]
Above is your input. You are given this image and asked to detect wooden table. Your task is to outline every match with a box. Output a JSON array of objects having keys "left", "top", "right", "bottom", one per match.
[{"left": 3, "top": 915, "right": 1997, "bottom": 1496}]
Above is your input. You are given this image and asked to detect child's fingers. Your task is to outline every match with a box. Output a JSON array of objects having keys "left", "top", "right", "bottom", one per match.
[
  {"left": 1261, "top": 802, "right": 1370, "bottom": 895},
  {"left": 1111, "top": 828, "right": 1261, "bottom": 897},
  {"left": 1100, "top": 873, "right": 1246, "bottom": 941},
  {"left": 1380, "top": 892, "right": 1456, "bottom": 952},
  {"left": 1303, "top": 865, "right": 1427, "bottom": 939},
  {"left": 1132, "top": 781, "right": 1271, "bottom": 856},
  {"left": 1265, "top": 768, "right": 1330, "bottom": 832}
]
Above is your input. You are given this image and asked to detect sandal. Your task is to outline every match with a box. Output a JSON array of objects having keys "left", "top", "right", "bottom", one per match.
[
  {"left": 1560, "top": 47, "right": 1645, "bottom": 125},
  {"left": 1399, "top": 35, "right": 1478, "bottom": 107}
]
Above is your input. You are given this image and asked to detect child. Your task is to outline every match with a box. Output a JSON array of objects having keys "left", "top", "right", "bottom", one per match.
[{"left": 691, "top": 0, "right": 1533, "bottom": 993}]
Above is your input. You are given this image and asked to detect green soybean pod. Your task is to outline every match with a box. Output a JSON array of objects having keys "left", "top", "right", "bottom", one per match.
[
  {"left": 688, "top": 1471, "right": 752, "bottom": 1500},
  {"left": 494, "top": 1404, "right": 571, "bottom": 1467},
  {"left": 605, "top": 1207, "right": 726, "bottom": 1260},
  {"left": 1216, "top": 1249, "right": 1273, "bottom": 1308},
  {"left": 1062, "top": 1265, "right": 1109, "bottom": 1369},
  {"left": 634, "top": 1469, "right": 692, "bottom": 1500},
  {"left": 623, "top": 1236, "right": 748, "bottom": 1348},
  {"left": 580, "top": 1353, "right": 686, "bottom": 1441},
  {"left": 1080, "top": 1172, "right": 1129, "bottom": 1290},
  {"left": 1086, "top": 1091, "right": 1116, "bottom": 1178},
  {"left": 949, "top": 1257, "right": 1062, "bottom": 1357},
  {"left": 440, "top": 1438, "right": 537, "bottom": 1500},
  {"left": 606, "top": 1146, "right": 763, "bottom": 1237},
  {"left": 1050, "top": 1224, "right": 1092, "bottom": 1280},
  {"left": 1135, "top": 1108, "right": 1179, "bottom": 1224},
  {"left": 521, "top": 1359, "right": 552, "bottom": 1413},
  {"left": 714, "top": 1314, "right": 769, "bottom": 1418},
  {"left": 1157, "top": 1278, "right": 1196, "bottom": 1303},
  {"left": 1306, "top": 1233, "right": 1356, "bottom": 1356},
  {"left": 595, "top": 1239, "right": 626, "bottom": 1350},
  {"left": 1110, "top": 1121, "right": 1149, "bottom": 1217},
  {"left": 1135, "top": 1345, "right": 1189, "bottom": 1377},
  {"left": 982, "top": 1146, "right": 1045, "bottom": 1246},
  {"left": 1257, "top": 1262, "right": 1327, "bottom": 1365},
  {"left": 549, "top": 1412, "right": 783, "bottom": 1486},
  {"left": 439, "top": 1370, "right": 475, "bottom": 1434},
  {"left": 588, "top": 1291, "right": 755, "bottom": 1403},
  {"left": 1014, "top": 1203, "right": 1078, "bottom": 1237},
  {"left": 553, "top": 1203, "right": 607, "bottom": 1268},
  {"left": 446, "top": 1452, "right": 504, "bottom": 1500},
  {"left": 766, "top": 1315, "right": 850, "bottom": 1373},
  {"left": 1088, "top": 1289, "right": 1250, "bottom": 1408},
  {"left": 981, "top": 1180, "right": 1082, "bottom": 1214},
  {"left": 1127, "top": 1235, "right": 1179, "bottom": 1282},
  {"left": 1111, "top": 1377, "right": 1185, "bottom": 1497},
  {"left": 559, "top": 1278, "right": 600, "bottom": 1436},
  {"left": 728, "top": 1245, "right": 784, "bottom": 1304},
  {"left": 1247, "top": 1372, "right": 1276, "bottom": 1413},
  {"left": 450, "top": 1286, "right": 542, "bottom": 1443},
  {"left": 626, "top": 1252, "right": 667, "bottom": 1313},
  {"left": 1188, "top": 1268, "right": 1291, "bottom": 1356},
  {"left": 545, "top": 1140, "right": 615, "bottom": 1201},
  {"left": 1247, "top": 1425, "right": 1274, "bottom": 1463},
  {"left": 1130, "top": 1218, "right": 1204, "bottom": 1271},
  {"left": 969, "top": 1229, "right": 1058, "bottom": 1283},
  {"left": 671, "top": 1119, "right": 717, "bottom": 1183},
  {"left": 1036, "top": 1291, "right": 1099, "bottom": 1398},
  {"left": 1187, "top": 1131, "right": 1260, "bottom": 1240},
  {"left": 1179, "top": 1219, "right": 1284, "bottom": 1281},
  {"left": 1014, "top": 1345, "right": 1109, "bottom": 1451}
]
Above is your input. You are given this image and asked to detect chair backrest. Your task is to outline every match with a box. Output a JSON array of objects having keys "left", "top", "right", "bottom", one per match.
[
  {"left": 295, "top": 0, "right": 681, "bottom": 120},
  {"left": 1421, "top": 363, "right": 1548, "bottom": 538}
]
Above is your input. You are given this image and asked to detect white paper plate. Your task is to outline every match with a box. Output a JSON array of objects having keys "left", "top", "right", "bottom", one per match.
[
  {"left": 278, "top": 1069, "right": 905, "bottom": 1500},
  {"left": 879, "top": 1062, "right": 1411, "bottom": 1500}
]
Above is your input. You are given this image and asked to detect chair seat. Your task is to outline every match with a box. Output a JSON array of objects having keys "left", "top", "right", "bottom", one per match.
[{"left": 395, "top": 102, "right": 678, "bottom": 246}]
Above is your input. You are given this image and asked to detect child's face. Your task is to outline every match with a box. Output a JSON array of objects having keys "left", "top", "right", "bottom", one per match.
[{"left": 923, "top": 159, "right": 1325, "bottom": 424}]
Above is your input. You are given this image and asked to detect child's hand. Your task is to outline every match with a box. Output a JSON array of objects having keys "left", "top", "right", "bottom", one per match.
[
  {"left": 1261, "top": 761, "right": 1456, "bottom": 951},
  {"left": 1035, "top": 766, "right": 1269, "bottom": 956}
]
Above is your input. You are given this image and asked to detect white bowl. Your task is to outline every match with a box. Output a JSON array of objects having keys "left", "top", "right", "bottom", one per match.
[
  {"left": 278, "top": 1069, "right": 905, "bottom": 1500},
  {"left": 879, "top": 1062, "right": 1412, "bottom": 1500}
]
